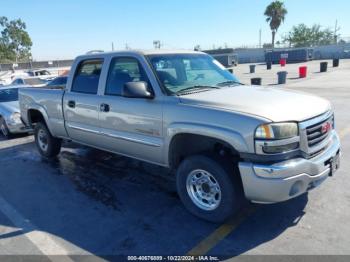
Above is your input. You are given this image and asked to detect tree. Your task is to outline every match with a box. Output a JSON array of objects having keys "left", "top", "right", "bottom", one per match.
[
  {"left": 264, "top": 1, "right": 287, "bottom": 48},
  {"left": 283, "top": 24, "right": 337, "bottom": 48},
  {"left": 0, "top": 16, "right": 32, "bottom": 63}
]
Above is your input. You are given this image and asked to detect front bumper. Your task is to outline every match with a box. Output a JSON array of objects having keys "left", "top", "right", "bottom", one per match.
[
  {"left": 238, "top": 131, "right": 341, "bottom": 204},
  {"left": 7, "top": 121, "right": 32, "bottom": 134}
]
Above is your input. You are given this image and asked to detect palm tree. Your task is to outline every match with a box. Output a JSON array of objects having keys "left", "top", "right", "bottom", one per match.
[{"left": 264, "top": 1, "right": 287, "bottom": 48}]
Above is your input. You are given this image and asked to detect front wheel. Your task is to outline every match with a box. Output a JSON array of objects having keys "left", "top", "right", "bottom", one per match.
[
  {"left": 34, "top": 122, "right": 62, "bottom": 158},
  {"left": 176, "top": 155, "right": 244, "bottom": 223}
]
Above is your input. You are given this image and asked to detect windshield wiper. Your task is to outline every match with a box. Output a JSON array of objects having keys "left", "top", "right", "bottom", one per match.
[
  {"left": 216, "top": 80, "right": 244, "bottom": 87},
  {"left": 176, "top": 85, "right": 220, "bottom": 95}
]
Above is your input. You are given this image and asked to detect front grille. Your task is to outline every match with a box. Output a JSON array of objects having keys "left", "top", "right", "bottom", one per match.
[{"left": 306, "top": 116, "right": 333, "bottom": 147}]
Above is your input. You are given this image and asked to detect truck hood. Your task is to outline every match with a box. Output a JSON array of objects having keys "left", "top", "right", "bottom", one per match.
[
  {"left": 179, "top": 85, "right": 331, "bottom": 122},
  {"left": 0, "top": 101, "right": 20, "bottom": 114}
]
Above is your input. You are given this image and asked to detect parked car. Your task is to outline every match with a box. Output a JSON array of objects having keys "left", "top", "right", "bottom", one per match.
[
  {"left": 19, "top": 50, "right": 341, "bottom": 222},
  {"left": 46, "top": 76, "right": 67, "bottom": 89},
  {"left": 27, "top": 69, "right": 56, "bottom": 81},
  {"left": 0, "top": 71, "right": 29, "bottom": 85},
  {"left": 0, "top": 86, "right": 32, "bottom": 138},
  {"left": 11, "top": 77, "right": 48, "bottom": 87}
]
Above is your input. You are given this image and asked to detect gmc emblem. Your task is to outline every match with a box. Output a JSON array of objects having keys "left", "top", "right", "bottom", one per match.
[{"left": 321, "top": 122, "right": 331, "bottom": 134}]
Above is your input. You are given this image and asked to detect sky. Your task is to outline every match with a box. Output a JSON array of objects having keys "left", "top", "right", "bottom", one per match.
[{"left": 1, "top": 0, "right": 349, "bottom": 60}]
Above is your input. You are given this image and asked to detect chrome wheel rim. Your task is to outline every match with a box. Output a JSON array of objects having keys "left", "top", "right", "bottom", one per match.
[
  {"left": 186, "top": 169, "right": 221, "bottom": 211},
  {"left": 38, "top": 129, "right": 48, "bottom": 152}
]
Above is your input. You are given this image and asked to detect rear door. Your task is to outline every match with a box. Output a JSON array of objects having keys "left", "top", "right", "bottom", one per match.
[{"left": 63, "top": 59, "right": 103, "bottom": 146}]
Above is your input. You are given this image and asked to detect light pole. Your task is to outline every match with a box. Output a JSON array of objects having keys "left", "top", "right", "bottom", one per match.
[
  {"left": 259, "top": 29, "right": 262, "bottom": 48},
  {"left": 29, "top": 55, "right": 33, "bottom": 70},
  {"left": 334, "top": 19, "right": 340, "bottom": 44}
]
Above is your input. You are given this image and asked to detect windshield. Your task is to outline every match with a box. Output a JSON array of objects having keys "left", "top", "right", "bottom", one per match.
[
  {"left": 0, "top": 88, "right": 18, "bottom": 102},
  {"left": 147, "top": 54, "right": 240, "bottom": 95}
]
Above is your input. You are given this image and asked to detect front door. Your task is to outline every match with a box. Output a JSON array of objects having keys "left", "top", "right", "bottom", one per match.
[{"left": 96, "top": 56, "right": 163, "bottom": 164}]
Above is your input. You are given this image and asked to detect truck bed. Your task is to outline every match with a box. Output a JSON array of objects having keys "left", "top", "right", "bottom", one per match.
[{"left": 19, "top": 87, "right": 68, "bottom": 138}]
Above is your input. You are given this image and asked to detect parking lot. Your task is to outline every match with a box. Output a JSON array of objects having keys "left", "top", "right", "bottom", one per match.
[{"left": 0, "top": 59, "right": 349, "bottom": 259}]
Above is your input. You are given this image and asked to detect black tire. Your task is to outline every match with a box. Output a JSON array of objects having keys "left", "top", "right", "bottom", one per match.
[
  {"left": 176, "top": 155, "right": 244, "bottom": 223},
  {"left": 0, "top": 117, "right": 12, "bottom": 139},
  {"left": 34, "top": 122, "right": 61, "bottom": 158}
]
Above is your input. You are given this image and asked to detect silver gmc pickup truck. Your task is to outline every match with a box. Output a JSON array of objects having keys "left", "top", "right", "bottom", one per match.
[{"left": 19, "top": 50, "right": 341, "bottom": 222}]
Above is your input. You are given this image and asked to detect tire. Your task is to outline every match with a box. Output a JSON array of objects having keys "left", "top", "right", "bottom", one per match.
[
  {"left": 176, "top": 155, "right": 244, "bottom": 223},
  {"left": 34, "top": 122, "right": 61, "bottom": 158},
  {"left": 0, "top": 117, "right": 12, "bottom": 139}
]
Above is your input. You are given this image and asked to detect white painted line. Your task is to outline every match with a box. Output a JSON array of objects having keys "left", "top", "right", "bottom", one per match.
[
  {"left": 0, "top": 194, "right": 90, "bottom": 260},
  {"left": 0, "top": 136, "right": 34, "bottom": 150}
]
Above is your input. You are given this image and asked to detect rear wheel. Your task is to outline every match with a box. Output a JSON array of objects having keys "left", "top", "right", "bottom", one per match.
[
  {"left": 176, "top": 155, "right": 244, "bottom": 223},
  {"left": 34, "top": 122, "right": 61, "bottom": 158},
  {"left": 0, "top": 117, "right": 12, "bottom": 139}
]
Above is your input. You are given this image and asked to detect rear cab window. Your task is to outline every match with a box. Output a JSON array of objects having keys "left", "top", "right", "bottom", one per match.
[{"left": 71, "top": 59, "right": 103, "bottom": 94}]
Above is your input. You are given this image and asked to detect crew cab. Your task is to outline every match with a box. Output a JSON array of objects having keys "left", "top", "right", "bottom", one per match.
[{"left": 19, "top": 50, "right": 341, "bottom": 222}]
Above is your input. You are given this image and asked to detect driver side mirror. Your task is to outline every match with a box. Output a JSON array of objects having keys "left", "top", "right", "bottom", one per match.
[{"left": 122, "top": 81, "right": 154, "bottom": 99}]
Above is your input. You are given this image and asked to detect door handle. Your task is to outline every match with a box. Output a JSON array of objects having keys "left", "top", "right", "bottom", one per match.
[
  {"left": 68, "top": 100, "right": 76, "bottom": 108},
  {"left": 100, "top": 103, "right": 110, "bottom": 112}
]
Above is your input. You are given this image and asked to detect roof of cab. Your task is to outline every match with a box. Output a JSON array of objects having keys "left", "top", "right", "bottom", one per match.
[{"left": 76, "top": 49, "right": 205, "bottom": 60}]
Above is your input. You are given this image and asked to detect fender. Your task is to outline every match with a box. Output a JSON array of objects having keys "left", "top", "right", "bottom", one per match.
[
  {"left": 26, "top": 103, "right": 53, "bottom": 134},
  {"left": 164, "top": 122, "right": 249, "bottom": 165}
]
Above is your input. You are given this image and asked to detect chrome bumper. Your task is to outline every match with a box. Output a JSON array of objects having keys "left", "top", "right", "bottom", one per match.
[
  {"left": 7, "top": 121, "right": 32, "bottom": 134},
  {"left": 238, "top": 131, "right": 341, "bottom": 204}
]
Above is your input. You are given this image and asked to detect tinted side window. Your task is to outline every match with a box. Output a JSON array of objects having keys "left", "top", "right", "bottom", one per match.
[
  {"left": 71, "top": 59, "right": 103, "bottom": 94},
  {"left": 105, "top": 57, "right": 149, "bottom": 96}
]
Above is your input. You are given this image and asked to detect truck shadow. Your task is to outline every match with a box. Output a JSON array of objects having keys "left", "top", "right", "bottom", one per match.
[
  {"left": 0, "top": 142, "right": 309, "bottom": 258},
  {"left": 0, "top": 132, "right": 30, "bottom": 141},
  {"left": 209, "top": 195, "right": 308, "bottom": 255}
]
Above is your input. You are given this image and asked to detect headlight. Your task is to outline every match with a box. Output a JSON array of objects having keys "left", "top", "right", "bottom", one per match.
[
  {"left": 9, "top": 112, "right": 22, "bottom": 124},
  {"left": 255, "top": 122, "right": 298, "bottom": 140},
  {"left": 255, "top": 122, "right": 300, "bottom": 154}
]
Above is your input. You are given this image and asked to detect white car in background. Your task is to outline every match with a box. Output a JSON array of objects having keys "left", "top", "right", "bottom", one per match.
[
  {"left": 0, "top": 86, "right": 31, "bottom": 138},
  {"left": 27, "top": 69, "right": 57, "bottom": 81},
  {"left": 0, "top": 70, "right": 29, "bottom": 85},
  {"left": 10, "top": 77, "right": 48, "bottom": 87},
  {"left": 0, "top": 69, "right": 57, "bottom": 86}
]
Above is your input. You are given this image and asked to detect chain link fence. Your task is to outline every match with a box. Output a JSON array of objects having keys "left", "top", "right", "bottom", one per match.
[{"left": 0, "top": 59, "right": 73, "bottom": 71}]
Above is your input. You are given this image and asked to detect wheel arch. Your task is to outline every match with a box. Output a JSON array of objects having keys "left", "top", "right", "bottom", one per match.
[
  {"left": 26, "top": 105, "right": 53, "bottom": 134},
  {"left": 166, "top": 123, "right": 248, "bottom": 169}
]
